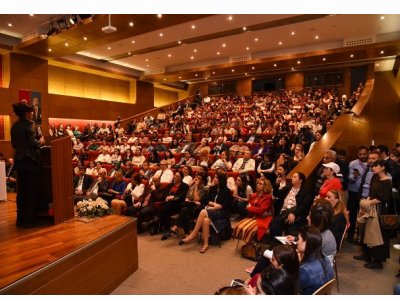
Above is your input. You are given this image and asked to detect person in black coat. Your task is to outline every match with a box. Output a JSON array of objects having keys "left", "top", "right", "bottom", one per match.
[
  {"left": 73, "top": 166, "right": 93, "bottom": 202},
  {"left": 11, "top": 102, "right": 45, "bottom": 227},
  {"left": 157, "top": 170, "right": 189, "bottom": 232},
  {"left": 269, "top": 172, "right": 312, "bottom": 237},
  {"left": 179, "top": 172, "right": 232, "bottom": 253}
]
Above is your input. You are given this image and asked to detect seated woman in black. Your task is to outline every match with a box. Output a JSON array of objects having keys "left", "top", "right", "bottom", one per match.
[
  {"left": 269, "top": 172, "right": 312, "bottom": 237},
  {"left": 156, "top": 170, "right": 189, "bottom": 233},
  {"left": 161, "top": 174, "right": 208, "bottom": 240},
  {"left": 179, "top": 171, "right": 232, "bottom": 253}
]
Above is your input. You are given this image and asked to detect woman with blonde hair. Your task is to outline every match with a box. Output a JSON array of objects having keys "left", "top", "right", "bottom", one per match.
[
  {"left": 233, "top": 177, "right": 274, "bottom": 243},
  {"left": 324, "top": 189, "right": 349, "bottom": 249}
]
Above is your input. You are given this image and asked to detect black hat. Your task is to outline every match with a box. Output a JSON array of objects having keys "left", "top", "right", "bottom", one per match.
[{"left": 12, "top": 102, "right": 34, "bottom": 118}]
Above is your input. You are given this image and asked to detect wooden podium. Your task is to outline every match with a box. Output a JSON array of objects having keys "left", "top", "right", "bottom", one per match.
[{"left": 39, "top": 136, "right": 74, "bottom": 224}]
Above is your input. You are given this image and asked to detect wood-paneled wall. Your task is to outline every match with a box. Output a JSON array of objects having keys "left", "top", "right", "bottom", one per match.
[
  {"left": 285, "top": 72, "right": 304, "bottom": 91},
  {"left": 236, "top": 78, "right": 252, "bottom": 96},
  {"left": 154, "top": 87, "right": 179, "bottom": 107},
  {"left": 48, "top": 66, "right": 131, "bottom": 103}
]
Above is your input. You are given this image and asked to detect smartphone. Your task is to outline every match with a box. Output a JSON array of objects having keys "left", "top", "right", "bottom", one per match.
[{"left": 230, "top": 279, "right": 249, "bottom": 288}]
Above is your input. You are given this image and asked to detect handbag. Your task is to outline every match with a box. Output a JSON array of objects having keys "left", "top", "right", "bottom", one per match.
[
  {"left": 240, "top": 242, "right": 262, "bottom": 261},
  {"left": 379, "top": 191, "right": 400, "bottom": 230},
  {"left": 379, "top": 215, "right": 399, "bottom": 230}
]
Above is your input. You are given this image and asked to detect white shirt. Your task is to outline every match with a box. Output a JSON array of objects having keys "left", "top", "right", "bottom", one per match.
[
  {"left": 232, "top": 158, "right": 256, "bottom": 173},
  {"left": 153, "top": 169, "right": 174, "bottom": 184},
  {"left": 95, "top": 153, "right": 111, "bottom": 164}
]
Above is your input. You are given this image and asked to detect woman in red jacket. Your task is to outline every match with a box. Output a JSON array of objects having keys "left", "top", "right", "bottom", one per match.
[{"left": 233, "top": 177, "right": 274, "bottom": 243}]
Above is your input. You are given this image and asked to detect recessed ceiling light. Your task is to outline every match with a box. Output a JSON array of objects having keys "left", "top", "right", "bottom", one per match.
[
  {"left": 131, "top": 40, "right": 135, "bottom": 44},
  {"left": 376, "top": 63, "right": 380, "bottom": 67},
  {"left": 245, "top": 73, "right": 248, "bottom": 76},
  {"left": 168, "top": 54, "right": 171, "bottom": 58},
  {"left": 322, "top": 57, "right": 326, "bottom": 61},
  {"left": 65, "top": 43, "right": 69, "bottom": 47},
  {"left": 216, "top": 52, "right": 220, "bottom": 55},
  {"left": 254, "top": 38, "right": 258, "bottom": 42},
  {"left": 191, "top": 56, "right": 194, "bottom": 60},
  {"left": 231, "top": 69, "right": 235, "bottom": 72},
  {"left": 350, "top": 54, "right": 354, "bottom": 58},
  {"left": 212, "top": 71, "right": 215, "bottom": 75},
  {"left": 48, "top": 48, "right": 52, "bottom": 52},
  {"left": 107, "top": 46, "right": 111, "bottom": 50},
  {"left": 83, "top": 36, "right": 87, "bottom": 41},
  {"left": 246, "top": 46, "right": 250, "bottom": 50},
  {"left": 222, "top": 43, "right": 226, "bottom": 48},
  {"left": 163, "top": 78, "right": 166, "bottom": 81},
  {"left": 251, "top": 66, "right": 255, "bottom": 70},
  {"left": 297, "top": 60, "right": 301, "bottom": 64},
  {"left": 179, "top": 76, "right": 182, "bottom": 79},
  {"left": 129, "top": 22, "right": 134, "bottom": 27},
  {"left": 29, "top": 14, "right": 34, "bottom": 16},
  {"left": 159, "top": 33, "right": 163, "bottom": 37},
  {"left": 242, "top": 26, "right": 247, "bottom": 31},
  {"left": 380, "top": 16, "right": 385, "bottom": 20},
  {"left": 273, "top": 64, "right": 277, "bottom": 67},
  {"left": 193, "top": 49, "right": 197, "bottom": 53},
  {"left": 191, "top": 25, "right": 196, "bottom": 29},
  {"left": 228, "top": 15, "right": 233, "bottom": 21},
  {"left": 292, "top": 67, "right": 295, "bottom": 71},
  {"left": 278, "top": 41, "right": 282, "bottom": 45},
  {"left": 146, "top": 64, "right": 149, "bottom": 67},
  {"left": 195, "top": 73, "right": 198, "bottom": 77},
  {"left": 8, "top": 23, "right": 12, "bottom": 27},
  {"left": 157, "top": 14, "right": 162, "bottom": 18},
  {"left": 380, "top": 50, "right": 384, "bottom": 54},
  {"left": 145, "top": 59, "right": 149, "bottom": 62},
  {"left": 177, "top": 41, "right": 182, "bottom": 44},
  {"left": 315, "top": 35, "right": 319, "bottom": 39},
  {"left": 205, "top": 77, "right": 208, "bottom": 80},
  {"left": 291, "top": 31, "right": 295, "bottom": 35}
]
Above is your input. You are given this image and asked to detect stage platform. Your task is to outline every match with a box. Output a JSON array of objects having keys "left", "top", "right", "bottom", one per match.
[{"left": 0, "top": 194, "right": 138, "bottom": 294}]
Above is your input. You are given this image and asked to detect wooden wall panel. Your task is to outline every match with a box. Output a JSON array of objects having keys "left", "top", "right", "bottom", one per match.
[
  {"left": 0, "top": 141, "right": 12, "bottom": 159},
  {"left": 154, "top": 87, "right": 179, "bottom": 107},
  {"left": 47, "top": 94, "right": 147, "bottom": 121},
  {"left": 48, "top": 66, "right": 131, "bottom": 103},
  {"left": 236, "top": 78, "right": 252, "bottom": 96},
  {"left": 285, "top": 72, "right": 304, "bottom": 91},
  {"left": 136, "top": 80, "right": 155, "bottom": 109}
]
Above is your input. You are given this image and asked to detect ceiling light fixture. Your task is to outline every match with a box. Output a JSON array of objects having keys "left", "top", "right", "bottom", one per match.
[
  {"left": 159, "top": 33, "right": 163, "bottom": 37},
  {"left": 48, "top": 48, "right": 52, "bottom": 52},
  {"left": 222, "top": 43, "right": 226, "bottom": 47},
  {"left": 157, "top": 14, "right": 162, "bottom": 18},
  {"left": 297, "top": 60, "right": 301, "bottom": 64},
  {"left": 168, "top": 54, "right": 171, "bottom": 58},
  {"left": 292, "top": 67, "right": 295, "bottom": 71},
  {"left": 83, "top": 36, "right": 87, "bottom": 41},
  {"left": 7, "top": 23, "right": 12, "bottom": 27},
  {"left": 228, "top": 16, "right": 233, "bottom": 21},
  {"left": 254, "top": 38, "right": 258, "bottom": 42},
  {"left": 350, "top": 54, "right": 354, "bottom": 58},
  {"left": 195, "top": 74, "right": 198, "bottom": 76},
  {"left": 145, "top": 59, "right": 149, "bottom": 62},
  {"left": 29, "top": 14, "right": 34, "bottom": 16},
  {"left": 380, "top": 50, "right": 384, "bottom": 54},
  {"left": 216, "top": 52, "right": 220, "bottom": 55},
  {"left": 242, "top": 26, "right": 247, "bottom": 31},
  {"left": 193, "top": 49, "right": 197, "bottom": 53},
  {"left": 380, "top": 16, "right": 385, "bottom": 20},
  {"left": 69, "top": 15, "right": 78, "bottom": 25},
  {"left": 191, "top": 25, "right": 196, "bottom": 29},
  {"left": 252, "top": 66, "right": 255, "bottom": 70},
  {"left": 191, "top": 56, "right": 194, "bottom": 60},
  {"left": 231, "top": 69, "right": 235, "bottom": 72},
  {"left": 278, "top": 41, "right": 282, "bottom": 45},
  {"left": 273, "top": 64, "right": 277, "bottom": 67},
  {"left": 129, "top": 22, "right": 134, "bottom": 27},
  {"left": 65, "top": 42, "right": 69, "bottom": 47},
  {"left": 245, "top": 73, "right": 248, "bottom": 76},
  {"left": 246, "top": 46, "right": 250, "bottom": 50},
  {"left": 128, "top": 52, "right": 131, "bottom": 55},
  {"left": 315, "top": 35, "right": 319, "bottom": 39},
  {"left": 322, "top": 57, "right": 326, "bottom": 61},
  {"left": 178, "top": 41, "right": 182, "bottom": 44},
  {"left": 376, "top": 63, "right": 380, "bottom": 67},
  {"left": 291, "top": 31, "right": 295, "bottom": 35},
  {"left": 107, "top": 46, "right": 111, "bottom": 50}
]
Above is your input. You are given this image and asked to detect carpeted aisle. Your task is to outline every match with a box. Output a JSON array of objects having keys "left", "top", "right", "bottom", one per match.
[{"left": 111, "top": 231, "right": 400, "bottom": 295}]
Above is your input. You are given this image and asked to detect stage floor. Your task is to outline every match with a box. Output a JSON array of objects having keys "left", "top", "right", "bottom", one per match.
[{"left": 0, "top": 193, "right": 137, "bottom": 293}]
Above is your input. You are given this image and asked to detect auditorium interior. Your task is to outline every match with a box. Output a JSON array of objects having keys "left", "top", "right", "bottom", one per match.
[{"left": 0, "top": 13, "right": 400, "bottom": 295}]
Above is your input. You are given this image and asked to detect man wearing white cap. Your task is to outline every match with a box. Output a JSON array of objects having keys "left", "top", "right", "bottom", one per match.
[{"left": 317, "top": 162, "right": 343, "bottom": 199}]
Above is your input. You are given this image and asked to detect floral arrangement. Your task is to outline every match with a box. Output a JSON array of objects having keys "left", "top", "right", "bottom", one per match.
[{"left": 76, "top": 198, "right": 112, "bottom": 218}]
